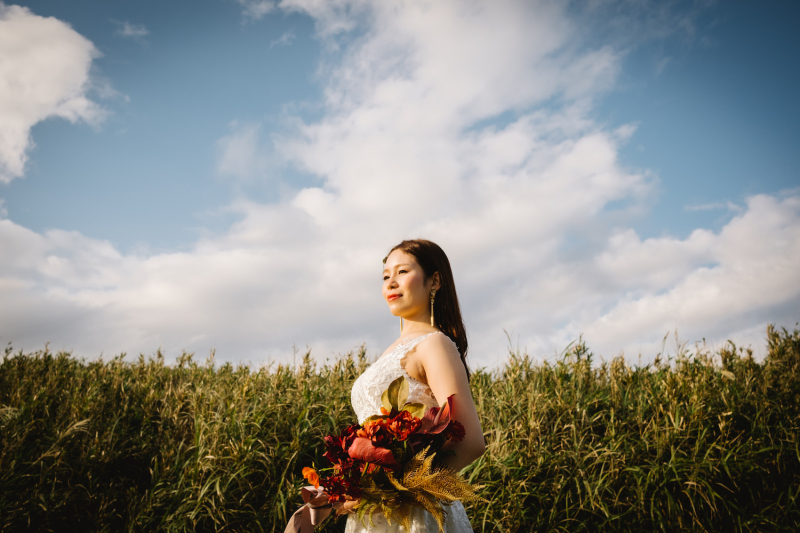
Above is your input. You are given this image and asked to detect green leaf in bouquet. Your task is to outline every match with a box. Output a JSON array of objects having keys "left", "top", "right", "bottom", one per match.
[
  {"left": 401, "top": 402, "right": 425, "bottom": 419},
  {"left": 382, "top": 376, "right": 409, "bottom": 411},
  {"left": 381, "top": 389, "right": 392, "bottom": 412},
  {"left": 396, "top": 376, "right": 409, "bottom": 407}
]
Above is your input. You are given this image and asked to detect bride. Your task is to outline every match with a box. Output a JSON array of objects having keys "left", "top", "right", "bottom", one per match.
[{"left": 344, "top": 239, "right": 486, "bottom": 533}]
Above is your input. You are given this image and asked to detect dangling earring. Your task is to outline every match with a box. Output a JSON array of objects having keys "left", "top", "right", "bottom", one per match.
[
  {"left": 430, "top": 289, "right": 437, "bottom": 327},
  {"left": 400, "top": 316, "right": 404, "bottom": 333}
]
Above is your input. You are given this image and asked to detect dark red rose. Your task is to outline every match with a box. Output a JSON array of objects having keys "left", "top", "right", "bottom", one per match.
[
  {"left": 322, "top": 472, "right": 361, "bottom": 502},
  {"left": 340, "top": 424, "right": 359, "bottom": 449},
  {"left": 445, "top": 420, "right": 466, "bottom": 442},
  {"left": 323, "top": 424, "right": 361, "bottom": 466},
  {"left": 323, "top": 436, "right": 347, "bottom": 464}
]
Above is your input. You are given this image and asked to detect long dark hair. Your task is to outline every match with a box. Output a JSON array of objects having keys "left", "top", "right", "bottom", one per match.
[{"left": 383, "top": 239, "right": 470, "bottom": 381}]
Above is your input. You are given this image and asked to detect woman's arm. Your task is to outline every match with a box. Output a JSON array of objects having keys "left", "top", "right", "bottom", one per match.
[{"left": 417, "top": 334, "right": 485, "bottom": 472}]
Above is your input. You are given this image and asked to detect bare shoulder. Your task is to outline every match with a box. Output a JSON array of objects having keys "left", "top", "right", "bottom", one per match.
[
  {"left": 416, "top": 332, "right": 460, "bottom": 361},
  {"left": 402, "top": 332, "right": 460, "bottom": 384},
  {"left": 416, "top": 332, "right": 470, "bottom": 399}
]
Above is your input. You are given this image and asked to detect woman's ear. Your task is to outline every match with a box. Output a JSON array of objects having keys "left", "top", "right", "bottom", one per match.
[{"left": 432, "top": 272, "right": 441, "bottom": 292}]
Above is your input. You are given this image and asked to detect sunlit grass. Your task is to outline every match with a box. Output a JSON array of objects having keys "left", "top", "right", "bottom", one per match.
[{"left": 1, "top": 325, "right": 798, "bottom": 532}]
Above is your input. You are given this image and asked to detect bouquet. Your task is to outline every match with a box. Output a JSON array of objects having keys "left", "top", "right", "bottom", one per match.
[{"left": 286, "top": 376, "right": 483, "bottom": 532}]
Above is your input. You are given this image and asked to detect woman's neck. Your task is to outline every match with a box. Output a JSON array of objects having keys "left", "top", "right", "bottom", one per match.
[{"left": 400, "top": 317, "right": 438, "bottom": 339}]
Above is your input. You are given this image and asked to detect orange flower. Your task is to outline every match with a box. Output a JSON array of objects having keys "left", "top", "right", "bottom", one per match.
[
  {"left": 388, "top": 410, "right": 421, "bottom": 441},
  {"left": 359, "top": 418, "right": 393, "bottom": 446},
  {"left": 302, "top": 466, "right": 320, "bottom": 489},
  {"left": 363, "top": 417, "right": 390, "bottom": 430}
]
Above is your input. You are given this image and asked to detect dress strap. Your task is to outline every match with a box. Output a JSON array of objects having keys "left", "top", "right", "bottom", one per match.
[{"left": 398, "top": 332, "right": 438, "bottom": 353}]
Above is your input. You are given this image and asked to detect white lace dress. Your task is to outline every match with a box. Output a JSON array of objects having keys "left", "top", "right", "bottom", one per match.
[{"left": 345, "top": 332, "right": 474, "bottom": 533}]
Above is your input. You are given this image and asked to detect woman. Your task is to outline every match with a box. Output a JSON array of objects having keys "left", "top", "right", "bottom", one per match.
[{"left": 345, "top": 239, "right": 486, "bottom": 532}]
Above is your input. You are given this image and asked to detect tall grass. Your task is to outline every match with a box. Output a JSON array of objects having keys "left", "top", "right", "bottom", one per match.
[{"left": 1, "top": 325, "right": 798, "bottom": 532}]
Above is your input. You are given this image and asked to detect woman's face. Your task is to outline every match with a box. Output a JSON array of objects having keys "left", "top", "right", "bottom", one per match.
[{"left": 382, "top": 249, "right": 434, "bottom": 318}]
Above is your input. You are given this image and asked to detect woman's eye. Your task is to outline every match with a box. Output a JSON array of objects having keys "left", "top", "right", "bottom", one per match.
[
  {"left": 383, "top": 276, "right": 389, "bottom": 281},
  {"left": 399, "top": 269, "right": 407, "bottom": 274}
]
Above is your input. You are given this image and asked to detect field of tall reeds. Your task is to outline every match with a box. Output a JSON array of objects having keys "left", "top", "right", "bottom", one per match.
[{"left": 1, "top": 324, "right": 799, "bottom": 532}]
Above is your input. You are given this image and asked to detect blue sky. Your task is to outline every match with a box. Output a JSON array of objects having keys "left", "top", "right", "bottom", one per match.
[
  {"left": 1, "top": 0, "right": 798, "bottom": 366},
  {"left": 4, "top": 0, "right": 323, "bottom": 250},
  {"left": 597, "top": 1, "right": 800, "bottom": 237}
]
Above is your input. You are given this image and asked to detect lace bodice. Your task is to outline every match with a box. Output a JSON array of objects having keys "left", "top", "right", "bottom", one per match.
[
  {"left": 350, "top": 332, "right": 440, "bottom": 424},
  {"left": 345, "top": 331, "right": 473, "bottom": 532}
]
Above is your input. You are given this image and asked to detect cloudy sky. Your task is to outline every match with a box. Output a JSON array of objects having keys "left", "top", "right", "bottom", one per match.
[{"left": 1, "top": 0, "right": 798, "bottom": 368}]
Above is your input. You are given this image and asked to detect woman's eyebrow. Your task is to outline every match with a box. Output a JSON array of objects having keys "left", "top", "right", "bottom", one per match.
[{"left": 383, "top": 263, "right": 411, "bottom": 274}]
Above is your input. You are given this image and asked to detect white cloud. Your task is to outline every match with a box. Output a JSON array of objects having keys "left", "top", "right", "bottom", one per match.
[
  {"left": 270, "top": 30, "right": 296, "bottom": 48},
  {"left": 215, "top": 122, "right": 267, "bottom": 179},
  {"left": 0, "top": 3, "right": 105, "bottom": 183},
  {"left": 235, "top": 0, "right": 276, "bottom": 21},
  {"left": 1, "top": 0, "right": 797, "bottom": 368},
  {"left": 1, "top": 191, "right": 796, "bottom": 366},
  {"left": 114, "top": 20, "right": 149, "bottom": 40},
  {"left": 577, "top": 194, "right": 800, "bottom": 358},
  {"left": 685, "top": 201, "right": 744, "bottom": 213}
]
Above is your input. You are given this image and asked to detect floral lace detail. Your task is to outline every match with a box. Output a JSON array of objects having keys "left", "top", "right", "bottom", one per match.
[
  {"left": 350, "top": 332, "right": 440, "bottom": 425},
  {"left": 346, "top": 332, "right": 474, "bottom": 532}
]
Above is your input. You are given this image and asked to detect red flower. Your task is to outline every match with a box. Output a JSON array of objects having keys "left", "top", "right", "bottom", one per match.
[
  {"left": 323, "top": 424, "right": 360, "bottom": 465},
  {"left": 348, "top": 437, "right": 400, "bottom": 470},
  {"left": 445, "top": 420, "right": 466, "bottom": 442},
  {"left": 332, "top": 457, "right": 357, "bottom": 475},
  {"left": 388, "top": 410, "right": 421, "bottom": 441},
  {"left": 418, "top": 395, "right": 455, "bottom": 435},
  {"left": 322, "top": 472, "right": 362, "bottom": 502},
  {"left": 341, "top": 424, "right": 359, "bottom": 448}
]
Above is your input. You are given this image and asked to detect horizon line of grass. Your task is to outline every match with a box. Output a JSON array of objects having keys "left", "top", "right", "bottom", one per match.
[{"left": 1, "top": 323, "right": 798, "bottom": 532}]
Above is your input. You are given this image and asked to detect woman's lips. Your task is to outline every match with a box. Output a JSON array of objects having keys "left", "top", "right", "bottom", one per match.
[{"left": 387, "top": 294, "right": 401, "bottom": 301}]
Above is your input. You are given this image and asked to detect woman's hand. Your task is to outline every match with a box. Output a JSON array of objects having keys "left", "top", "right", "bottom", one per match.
[{"left": 336, "top": 499, "right": 359, "bottom": 516}]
